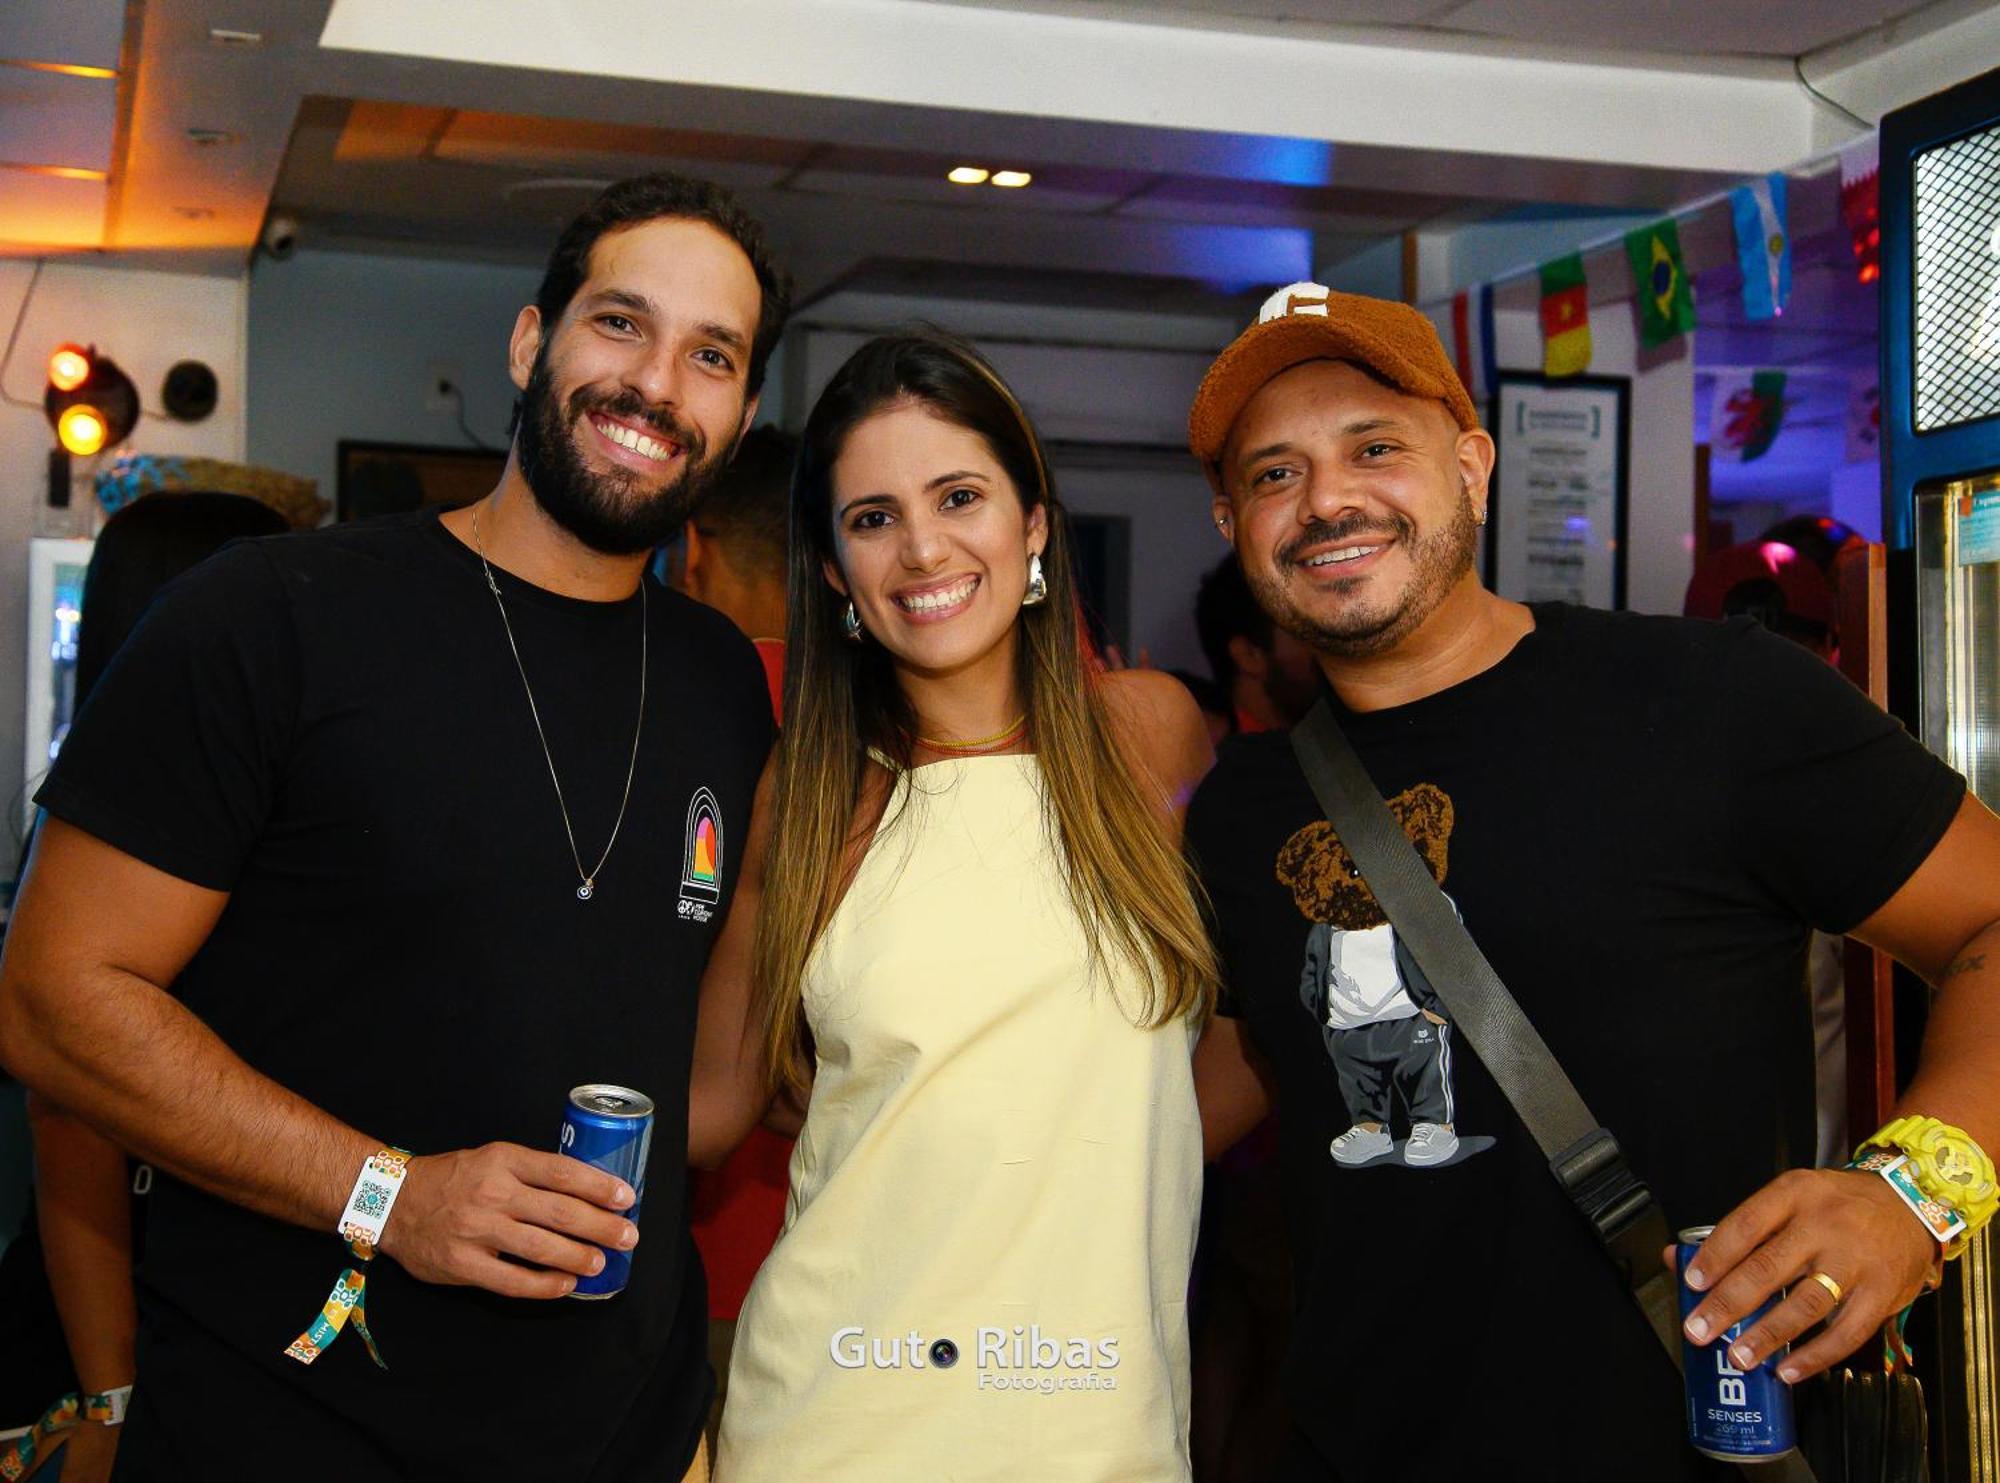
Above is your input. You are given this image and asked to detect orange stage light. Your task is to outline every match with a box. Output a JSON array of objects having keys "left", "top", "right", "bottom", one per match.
[
  {"left": 57, "top": 403, "right": 109, "bottom": 456},
  {"left": 48, "top": 344, "right": 91, "bottom": 392}
]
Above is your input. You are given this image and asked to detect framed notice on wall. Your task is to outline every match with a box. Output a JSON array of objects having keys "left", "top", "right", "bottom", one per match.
[{"left": 1488, "top": 373, "right": 1631, "bottom": 609}]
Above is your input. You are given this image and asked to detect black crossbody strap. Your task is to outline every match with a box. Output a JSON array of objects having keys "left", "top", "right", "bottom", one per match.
[{"left": 1290, "top": 699, "right": 1817, "bottom": 1483}]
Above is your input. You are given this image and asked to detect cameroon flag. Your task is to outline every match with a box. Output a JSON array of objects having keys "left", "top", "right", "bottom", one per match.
[
  {"left": 1539, "top": 254, "right": 1591, "bottom": 377},
  {"left": 1624, "top": 218, "right": 1695, "bottom": 347}
]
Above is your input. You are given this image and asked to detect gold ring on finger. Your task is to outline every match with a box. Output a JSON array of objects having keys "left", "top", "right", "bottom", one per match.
[{"left": 1809, "top": 1271, "right": 1844, "bottom": 1306}]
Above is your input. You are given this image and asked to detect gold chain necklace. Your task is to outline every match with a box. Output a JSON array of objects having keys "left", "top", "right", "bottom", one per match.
[
  {"left": 913, "top": 713, "right": 1028, "bottom": 756},
  {"left": 472, "top": 514, "right": 646, "bottom": 902}
]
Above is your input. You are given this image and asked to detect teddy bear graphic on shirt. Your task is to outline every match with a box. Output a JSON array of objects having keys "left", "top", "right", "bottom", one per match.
[{"left": 1276, "top": 783, "right": 1491, "bottom": 1171}]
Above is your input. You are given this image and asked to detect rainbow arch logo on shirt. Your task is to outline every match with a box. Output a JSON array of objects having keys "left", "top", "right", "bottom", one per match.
[{"left": 679, "top": 787, "right": 722, "bottom": 909}]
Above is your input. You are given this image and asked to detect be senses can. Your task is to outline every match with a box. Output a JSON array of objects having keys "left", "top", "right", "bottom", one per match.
[
  {"left": 559, "top": 1084, "right": 654, "bottom": 1299},
  {"left": 1678, "top": 1225, "right": 1797, "bottom": 1462}
]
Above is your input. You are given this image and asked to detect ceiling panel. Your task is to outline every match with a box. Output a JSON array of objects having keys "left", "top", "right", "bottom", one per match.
[
  {"left": 0, "top": 67, "right": 116, "bottom": 170},
  {"left": 0, "top": 0, "right": 124, "bottom": 71},
  {"left": 1116, "top": 175, "right": 1461, "bottom": 232},
  {"left": 433, "top": 111, "right": 809, "bottom": 190},
  {"left": 1075, "top": 0, "right": 1449, "bottom": 20},
  {"left": 785, "top": 167, "right": 1130, "bottom": 214},
  {"left": 0, "top": 170, "right": 107, "bottom": 248},
  {"left": 1437, "top": 0, "right": 1934, "bottom": 57},
  {"left": 921, "top": 0, "right": 1452, "bottom": 23},
  {"left": 936, "top": 0, "right": 1932, "bottom": 54}
]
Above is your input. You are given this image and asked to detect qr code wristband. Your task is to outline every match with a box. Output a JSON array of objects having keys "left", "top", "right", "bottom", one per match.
[
  {"left": 1853, "top": 1148, "right": 1971, "bottom": 1256},
  {"left": 336, "top": 1147, "right": 412, "bottom": 1252}
]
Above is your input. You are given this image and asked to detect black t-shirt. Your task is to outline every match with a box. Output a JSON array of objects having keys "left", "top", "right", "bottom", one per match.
[
  {"left": 1185, "top": 604, "right": 1964, "bottom": 1483},
  {"left": 36, "top": 510, "right": 773, "bottom": 1481}
]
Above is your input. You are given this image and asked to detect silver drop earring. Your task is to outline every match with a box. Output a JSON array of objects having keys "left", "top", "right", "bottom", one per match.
[
  {"left": 1022, "top": 553, "right": 1048, "bottom": 607},
  {"left": 842, "top": 600, "right": 864, "bottom": 642}
]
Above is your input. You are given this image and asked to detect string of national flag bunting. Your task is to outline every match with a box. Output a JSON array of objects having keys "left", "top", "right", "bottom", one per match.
[{"left": 1439, "top": 139, "right": 1882, "bottom": 464}]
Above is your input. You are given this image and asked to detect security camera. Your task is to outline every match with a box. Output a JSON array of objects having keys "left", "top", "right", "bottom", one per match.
[{"left": 261, "top": 214, "right": 300, "bottom": 260}]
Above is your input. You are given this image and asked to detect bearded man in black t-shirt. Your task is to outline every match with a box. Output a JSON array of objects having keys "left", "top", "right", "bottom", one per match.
[
  {"left": 1183, "top": 283, "right": 2000, "bottom": 1481},
  {"left": 0, "top": 174, "right": 789, "bottom": 1481}
]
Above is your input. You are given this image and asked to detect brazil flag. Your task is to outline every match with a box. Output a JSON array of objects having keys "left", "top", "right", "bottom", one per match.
[{"left": 1623, "top": 218, "right": 1695, "bottom": 347}]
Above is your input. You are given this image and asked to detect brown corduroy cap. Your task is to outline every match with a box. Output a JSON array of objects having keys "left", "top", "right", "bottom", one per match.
[{"left": 1188, "top": 282, "right": 1479, "bottom": 490}]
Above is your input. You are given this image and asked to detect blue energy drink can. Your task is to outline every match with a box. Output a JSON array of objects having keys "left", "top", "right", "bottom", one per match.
[
  {"left": 1678, "top": 1225, "right": 1797, "bottom": 1462},
  {"left": 559, "top": 1083, "right": 654, "bottom": 1299}
]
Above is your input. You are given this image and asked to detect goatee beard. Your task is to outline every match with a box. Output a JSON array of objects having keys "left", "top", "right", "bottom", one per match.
[
  {"left": 514, "top": 354, "right": 733, "bottom": 556},
  {"left": 1252, "top": 499, "right": 1478, "bottom": 660}
]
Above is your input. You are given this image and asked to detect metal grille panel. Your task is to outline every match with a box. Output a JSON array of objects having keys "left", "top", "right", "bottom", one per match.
[{"left": 1915, "top": 124, "right": 2000, "bottom": 432}]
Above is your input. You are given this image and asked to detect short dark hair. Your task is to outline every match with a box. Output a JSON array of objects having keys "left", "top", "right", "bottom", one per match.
[
  {"left": 691, "top": 425, "right": 796, "bottom": 580},
  {"left": 1721, "top": 576, "right": 1831, "bottom": 646},
  {"left": 1194, "top": 554, "right": 1272, "bottom": 690},
  {"left": 1756, "top": 515, "right": 1862, "bottom": 575},
  {"left": 533, "top": 173, "right": 793, "bottom": 396},
  {"left": 79, "top": 491, "right": 289, "bottom": 704}
]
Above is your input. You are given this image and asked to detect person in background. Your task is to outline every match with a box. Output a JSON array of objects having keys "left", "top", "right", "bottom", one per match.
[
  {"left": 1683, "top": 538, "right": 1846, "bottom": 1167},
  {"left": 0, "top": 492, "right": 286, "bottom": 1483},
  {"left": 1188, "top": 282, "right": 2000, "bottom": 1480},
  {"left": 0, "top": 172, "right": 788, "bottom": 1481},
  {"left": 1187, "top": 556, "right": 1301, "bottom": 1480},
  {"left": 1194, "top": 554, "right": 1319, "bottom": 734},
  {"left": 1758, "top": 514, "right": 1865, "bottom": 580},
  {"left": 1167, "top": 668, "right": 1234, "bottom": 747},
  {"left": 676, "top": 425, "right": 797, "bottom": 1449},
  {"left": 688, "top": 330, "right": 1216, "bottom": 1479},
  {"left": 681, "top": 427, "right": 794, "bottom": 709},
  {"left": 1684, "top": 537, "right": 1836, "bottom": 661}
]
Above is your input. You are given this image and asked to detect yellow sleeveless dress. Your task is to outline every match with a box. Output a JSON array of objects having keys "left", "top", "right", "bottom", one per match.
[{"left": 716, "top": 754, "right": 1201, "bottom": 1481}]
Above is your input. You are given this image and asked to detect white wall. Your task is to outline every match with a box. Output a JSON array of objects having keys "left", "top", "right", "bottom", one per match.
[
  {"left": 0, "top": 260, "right": 246, "bottom": 878},
  {"left": 1437, "top": 212, "right": 1656, "bottom": 302},
  {"left": 246, "top": 249, "right": 540, "bottom": 505},
  {"left": 1491, "top": 304, "right": 1697, "bottom": 616},
  {"left": 245, "top": 248, "right": 794, "bottom": 510}
]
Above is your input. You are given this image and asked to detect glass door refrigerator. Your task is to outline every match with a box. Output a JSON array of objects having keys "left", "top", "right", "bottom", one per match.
[{"left": 1885, "top": 65, "right": 2000, "bottom": 1481}]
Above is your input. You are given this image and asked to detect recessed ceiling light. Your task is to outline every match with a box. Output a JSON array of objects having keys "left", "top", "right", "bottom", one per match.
[
  {"left": 990, "top": 170, "right": 1032, "bottom": 188},
  {"left": 209, "top": 28, "right": 264, "bottom": 46},
  {"left": 0, "top": 162, "right": 109, "bottom": 181},
  {"left": 0, "top": 60, "right": 117, "bottom": 79},
  {"left": 947, "top": 166, "right": 990, "bottom": 186}
]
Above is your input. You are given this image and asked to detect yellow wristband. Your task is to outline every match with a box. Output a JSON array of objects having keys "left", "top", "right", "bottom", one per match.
[{"left": 1856, "top": 1116, "right": 1999, "bottom": 1258}]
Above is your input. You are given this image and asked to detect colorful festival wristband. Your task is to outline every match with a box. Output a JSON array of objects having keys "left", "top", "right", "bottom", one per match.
[
  {"left": 337, "top": 1146, "right": 411, "bottom": 1249},
  {"left": 83, "top": 1384, "right": 131, "bottom": 1425},
  {"left": 0, "top": 1395, "right": 79, "bottom": 1480},
  {"left": 1851, "top": 1148, "right": 1970, "bottom": 1254},
  {"left": 285, "top": 1146, "right": 410, "bottom": 1369}
]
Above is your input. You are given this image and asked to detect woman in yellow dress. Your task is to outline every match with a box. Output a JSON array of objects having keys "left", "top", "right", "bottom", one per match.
[{"left": 690, "top": 330, "right": 1216, "bottom": 1480}]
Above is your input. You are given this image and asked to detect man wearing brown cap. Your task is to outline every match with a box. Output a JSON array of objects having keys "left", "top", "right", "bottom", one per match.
[{"left": 1185, "top": 283, "right": 2000, "bottom": 1478}]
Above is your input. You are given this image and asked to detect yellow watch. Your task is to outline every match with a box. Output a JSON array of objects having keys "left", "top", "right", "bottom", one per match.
[{"left": 1857, "top": 1116, "right": 2000, "bottom": 1257}]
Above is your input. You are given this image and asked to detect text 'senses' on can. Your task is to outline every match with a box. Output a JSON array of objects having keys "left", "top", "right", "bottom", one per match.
[
  {"left": 559, "top": 1083, "right": 655, "bottom": 1300},
  {"left": 1677, "top": 1224, "right": 1797, "bottom": 1463}
]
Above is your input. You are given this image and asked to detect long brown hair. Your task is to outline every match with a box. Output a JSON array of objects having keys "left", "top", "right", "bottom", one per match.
[{"left": 753, "top": 330, "right": 1216, "bottom": 1095}]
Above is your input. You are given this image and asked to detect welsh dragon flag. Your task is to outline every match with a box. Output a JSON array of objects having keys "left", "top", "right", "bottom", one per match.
[{"left": 1713, "top": 371, "right": 1788, "bottom": 463}]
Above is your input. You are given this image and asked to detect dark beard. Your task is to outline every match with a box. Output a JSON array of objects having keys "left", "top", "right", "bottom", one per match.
[
  {"left": 514, "top": 353, "right": 734, "bottom": 556},
  {"left": 1249, "top": 496, "right": 1478, "bottom": 659}
]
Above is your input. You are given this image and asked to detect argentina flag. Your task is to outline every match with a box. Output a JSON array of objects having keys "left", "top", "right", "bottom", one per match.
[{"left": 1732, "top": 173, "right": 1792, "bottom": 320}]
